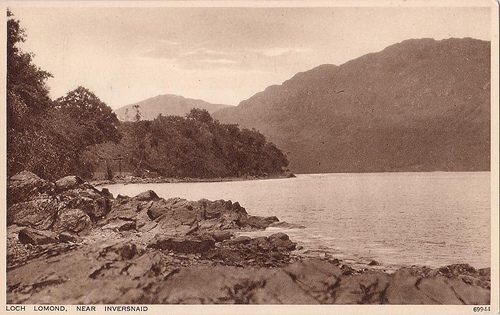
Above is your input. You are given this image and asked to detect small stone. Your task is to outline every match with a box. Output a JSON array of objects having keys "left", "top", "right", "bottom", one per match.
[{"left": 58, "top": 232, "right": 81, "bottom": 243}]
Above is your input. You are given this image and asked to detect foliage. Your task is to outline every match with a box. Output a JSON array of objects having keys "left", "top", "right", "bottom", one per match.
[
  {"left": 88, "top": 109, "right": 289, "bottom": 178},
  {"left": 7, "top": 10, "right": 288, "bottom": 180},
  {"left": 7, "top": 10, "right": 120, "bottom": 180},
  {"left": 7, "top": 9, "right": 58, "bottom": 179},
  {"left": 7, "top": 9, "right": 53, "bottom": 127},
  {"left": 55, "top": 86, "right": 121, "bottom": 146}
]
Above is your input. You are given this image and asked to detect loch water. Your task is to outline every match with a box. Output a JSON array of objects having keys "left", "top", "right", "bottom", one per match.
[{"left": 103, "top": 172, "right": 491, "bottom": 269}]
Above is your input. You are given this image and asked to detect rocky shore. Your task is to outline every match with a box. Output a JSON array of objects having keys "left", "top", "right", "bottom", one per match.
[
  {"left": 90, "top": 171, "right": 296, "bottom": 187},
  {"left": 7, "top": 171, "right": 490, "bottom": 304}
]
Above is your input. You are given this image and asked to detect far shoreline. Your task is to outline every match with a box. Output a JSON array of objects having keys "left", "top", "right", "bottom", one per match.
[
  {"left": 91, "top": 170, "right": 490, "bottom": 187},
  {"left": 90, "top": 172, "right": 296, "bottom": 186}
]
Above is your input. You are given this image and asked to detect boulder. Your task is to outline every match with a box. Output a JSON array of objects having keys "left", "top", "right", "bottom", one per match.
[
  {"left": 154, "top": 266, "right": 318, "bottom": 304},
  {"left": 18, "top": 228, "right": 59, "bottom": 245},
  {"left": 58, "top": 232, "right": 81, "bottom": 243},
  {"left": 7, "top": 198, "right": 59, "bottom": 230},
  {"left": 7, "top": 171, "right": 54, "bottom": 206},
  {"left": 146, "top": 199, "right": 170, "bottom": 220},
  {"left": 438, "top": 264, "right": 477, "bottom": 276},
  {"left": 268, "top": 233, "right": 296, "bottom": 251},
  {"left": 58, "top": 187, "right": 111, "bottom": 221},
  {"left": 268, "top": 232, "right": 290, "bottom": 241},
  {"left": 53, "top": 208, "right": 92, "bottom": 234},
  {"left": 211, "top": 230, "right": 232, "bottom": 242},
  {"left": 241, "top": 215, "right": 279, "bottom": 229},
  {"left": 284, "top": 259, "right": 343, "bottom": 303},
  {"left": 55, "top": 176, "right": 84, "bottom": 191},
  {"left": 108, "top": 194, "right": 270, "bottom": 237},
  {"left": 148, "top": 236, "right": 215, "bottom": 254},
  {"left": 478, "top": 267, "right": 491, "bottom": 277},
  {"left": 133, "top": 190, "right": 159, "bottom": 201},
  {"left": 225, "top": 236, "right": 252, "bottom": 245},
  {"left": 333, "top": 271, "right": 391, "bottom": 304},
  {"left": 201, "top": 199, "right": 233, "bottom": 219},
  {"left": 100, "top": 188, "right": 114, "bottom": 199},
  {"left": 206, "top": 233, "right": 297, "bottom": 267}
]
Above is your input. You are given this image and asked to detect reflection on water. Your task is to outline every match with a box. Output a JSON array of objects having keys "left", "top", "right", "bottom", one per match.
[{"left": 104, "top": 172, "right": 490, "bottom": 269}]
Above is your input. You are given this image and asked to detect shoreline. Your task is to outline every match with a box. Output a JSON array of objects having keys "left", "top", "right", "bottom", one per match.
[
  {"left": 90, "top": 172, "right": 296, "bottom": 187},
  {"left": 6, "top": 171, "right": 491, "bottom": 304}
]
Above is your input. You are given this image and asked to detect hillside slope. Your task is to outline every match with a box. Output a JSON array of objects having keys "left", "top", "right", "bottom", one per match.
[
  {"left": 214, "top": 38, "right": 491, "bottom": 173},
  {"left": 115, "top": 94, "right": 232, "bottom": 121}
]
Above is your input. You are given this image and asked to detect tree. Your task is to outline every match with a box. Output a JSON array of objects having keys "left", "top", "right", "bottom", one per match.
[
  {"left": 7, "top": 9, "right": 57, "bottom": 178},
  {"left": 104, "top": 110, "right": 289, "bottom": 178},
  {"left": 186, "top": 108, "right": 213, "bottom": 125},
  {"left": 55, "top": 86, "right": 121, "bottom": 146},
  {"left": 7, "top": 11, "right": 119, "bottom": 179},
  {"left": 7, "top": 9, "right": 53, "bottom": 127}
]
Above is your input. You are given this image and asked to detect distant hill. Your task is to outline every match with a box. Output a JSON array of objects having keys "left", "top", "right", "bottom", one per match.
[
  {"left": 115, "top": 94, "right": 232, "bottom": 121},
  {"left": 214, "top": 38, "right": 491, "bottom": 173}
]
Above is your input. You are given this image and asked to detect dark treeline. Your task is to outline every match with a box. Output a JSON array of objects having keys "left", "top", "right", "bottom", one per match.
[
  {"left": 7, "top": 10, "right": 288, "bottom": 180},
  {"left": 87, "top": 108, "right": 289, "bottom": 178},
  {"left": 7, "top": 10, "right": 120, "bottom": 180}
]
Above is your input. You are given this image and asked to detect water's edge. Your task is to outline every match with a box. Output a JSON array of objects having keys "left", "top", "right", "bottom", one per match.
[{"left": 103, "top": 172, "right": 491, "bottom": 270}]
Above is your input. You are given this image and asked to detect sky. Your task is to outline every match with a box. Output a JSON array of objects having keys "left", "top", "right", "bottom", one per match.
[{"left": 8, "top": 4, "right": 492, "bottom": 110}]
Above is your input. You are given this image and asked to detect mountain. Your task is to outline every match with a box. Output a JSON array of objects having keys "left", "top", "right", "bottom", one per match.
[
  {"left": 115, "top": 94, "right": 232, "bottom": 121},
  {"left": 214, "top": 38, "right": 491, "bottom": 173}
]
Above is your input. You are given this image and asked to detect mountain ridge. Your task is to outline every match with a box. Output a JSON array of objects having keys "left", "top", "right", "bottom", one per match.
[
  {"left": 213, "top": 37, "right": 491, "bottom": 173},
  {"left": 115, "top": 94, "right": 232, "bottom": 121}
]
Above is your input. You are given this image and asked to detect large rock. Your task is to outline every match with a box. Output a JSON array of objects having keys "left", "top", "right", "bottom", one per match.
[
  {"left": 8, "top": 173, "right": 112, "bottom": 232},
  {"left": 7, "top": 171, "right": 54, "bottom": 206},
  {"left": 240, "top": 216, "right": 279, "bottom": 230},
  {"left": 211, "top": 230, "right": 232, "bottom": 242},
  {"left": 55, "top": 176, "right": 84, "bottom": 192},
  {"left": 108, "top": 192, "right": 279, "bottom": 237},
  {"left": 7, "top": 198, "right": 60, "bottom": 230},
  {"left": 57, "top": 186, "right": 111, "bottom": 222},
  {"left": 52, "top": 208, "right": 92, "bottom": 234},
  {"left": 133, "top": 190, "right": 159, "bottom": 201},
  {"left": 283, "top": 259, "right": 343, "bottom": 303},
  {"left": 18, "top": 228, "right": 59, "bottom": 245},
  {"left": 154, "top": 266, "right": 318, "bottom": 304},
  {"left": 384, "top": 266, "right": 490, "bottom": 304},
  {"left": 148, "top": 235, "right": 215, "bottom": 254},
  {"left": 204, "top": 233, "right": 297, "bottom": 267},
  {"left": 268, "top": 232, "right": 296, "bottom": 251},
  {"left": 109, "top": 195, "right": 257, "bottom": 237},
  {"left": 6, "top": 242, "right": 491, "bottom": 305}
]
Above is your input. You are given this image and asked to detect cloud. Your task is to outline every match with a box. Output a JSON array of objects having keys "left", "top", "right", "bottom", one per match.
[
  {"left": 259, "top": 47, "right": 314, "bottom": 57},
  {"left": 159, "top": 39, "right": 182, "bottom": 45}
]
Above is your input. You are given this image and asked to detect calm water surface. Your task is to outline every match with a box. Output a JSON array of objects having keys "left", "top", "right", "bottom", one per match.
[{"left": 103, "top": 172, "right": 490, "bottom": 269}]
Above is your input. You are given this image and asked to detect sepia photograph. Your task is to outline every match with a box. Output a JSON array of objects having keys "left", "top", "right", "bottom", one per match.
[{"left": 2, "top": 0, "right": 499, "bottom": 314}]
